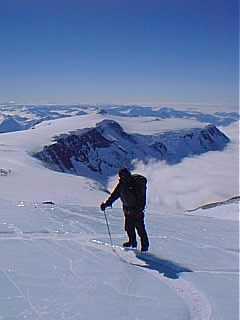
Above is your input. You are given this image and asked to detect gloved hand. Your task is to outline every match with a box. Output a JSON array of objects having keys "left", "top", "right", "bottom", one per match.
[{"left": 100, "top": 202, "right": 107, "bottom": 211}]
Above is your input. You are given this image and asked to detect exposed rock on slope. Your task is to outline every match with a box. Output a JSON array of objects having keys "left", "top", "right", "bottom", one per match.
[
  {"left": 34, "top": 120, "right": 230, "bottom": 178},
  {"left": 187, "top": 196, "right": 240, "bottom": 212}
]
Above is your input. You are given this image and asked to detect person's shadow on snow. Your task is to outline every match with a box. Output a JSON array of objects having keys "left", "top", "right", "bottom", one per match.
[{"left": 134, "top": 252, "right": 192, "bottom": 279}]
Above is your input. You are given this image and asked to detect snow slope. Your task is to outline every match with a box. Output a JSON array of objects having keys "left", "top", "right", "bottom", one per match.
[
  {"left": 0, "top": 111, "right": 239, "bottom": 320},
  {"left": 0, "top": 199, "right": 238, "bottom": 320}
]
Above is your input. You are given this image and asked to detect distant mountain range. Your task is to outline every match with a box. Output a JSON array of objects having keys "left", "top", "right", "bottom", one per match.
[
  {"left": 0, "top": 104, "right": 239, "bottom": 134},
  {"left": 34, "top": 120, "right": 230, "bottom": 180},
  {"left": 97, "top": 106, "right": 239, "bottom": 126}
]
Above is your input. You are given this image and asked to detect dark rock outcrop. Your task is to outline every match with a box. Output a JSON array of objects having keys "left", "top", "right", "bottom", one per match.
[
  {"left": 34, "top": 120, "right": 230, "bottom": 180},
  {"left": 35, "top": 120, "right": 229, "bottom": 177}
]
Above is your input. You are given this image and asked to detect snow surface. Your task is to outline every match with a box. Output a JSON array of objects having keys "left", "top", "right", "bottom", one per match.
[
  {"left": 0, "top": 200, "right": 238, "bottom": 320},
  {"left": 0, "top": 109, "right": 239, "bottom": 319}
]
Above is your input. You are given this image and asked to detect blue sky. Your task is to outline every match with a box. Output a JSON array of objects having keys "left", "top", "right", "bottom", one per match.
[{"left": 0, "top": 0, "right": 238, "bottom": 106}]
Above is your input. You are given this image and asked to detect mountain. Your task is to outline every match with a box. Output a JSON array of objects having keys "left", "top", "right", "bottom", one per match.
[
  {"left": 0, "top": 116, "right": 25, "bottom": 133},
  {"left": 97, "top": 106, "right": 239, "bottom": 126},
  {"left": 34, "top": 120, "right": 230, "bottom": 179},
  {"left": 0, "top": 104, "right": 89, "bottom": 133},
  {"left": 0, "top": 104, "right": 239, "bottom": 134}
]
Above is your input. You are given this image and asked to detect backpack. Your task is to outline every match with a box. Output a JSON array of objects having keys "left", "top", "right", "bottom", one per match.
[{"left": 132, "top": 174, "right": 147, "bottom": 210}]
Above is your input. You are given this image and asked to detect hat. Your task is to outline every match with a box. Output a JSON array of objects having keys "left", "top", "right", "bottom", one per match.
[{"left": 118, "top": 168, "right": 131, "bottom": 178}]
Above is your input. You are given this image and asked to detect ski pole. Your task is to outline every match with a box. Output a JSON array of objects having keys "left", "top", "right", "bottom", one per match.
[
  {"left": 103, "top": 209, "right": 114, "bottom": 248},
  {"left": 102, "top": 209, "right": 136, "bottom": 265}
]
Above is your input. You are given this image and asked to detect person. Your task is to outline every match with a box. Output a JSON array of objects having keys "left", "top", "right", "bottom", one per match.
[{"left": 100, "top": 168, "right": 149, "bottom": 252}]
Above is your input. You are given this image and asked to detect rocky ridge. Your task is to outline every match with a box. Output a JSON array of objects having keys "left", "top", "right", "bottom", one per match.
[{"left": 34, "top": 120, "right": 230, "bottom": 179}]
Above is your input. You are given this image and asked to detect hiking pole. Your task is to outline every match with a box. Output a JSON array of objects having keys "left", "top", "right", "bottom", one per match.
[
  {"left": 103, "top": 209, "right": 114, "bottom": 249},
  {"left": 102, "top": 209, "right": 133, "bottom": 265}
]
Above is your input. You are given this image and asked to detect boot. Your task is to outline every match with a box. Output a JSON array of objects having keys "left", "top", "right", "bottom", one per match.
[
  {"left": 123, "top": 241, "right": 137, "bottom": 248},
  {"left": 141, "top": 245, "right": 149, "bottom": 252}
]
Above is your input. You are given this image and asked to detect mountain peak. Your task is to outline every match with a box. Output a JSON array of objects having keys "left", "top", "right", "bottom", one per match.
[
  {"left": 0, "top": 116, "right": 24, "bottom": 133},
  {"left": 34, "top": 121, "right": 230, "bottom": 181}
]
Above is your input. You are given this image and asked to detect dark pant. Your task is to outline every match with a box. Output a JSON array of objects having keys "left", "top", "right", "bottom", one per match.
[{"left": 124, "top": 210, "right": 149, "bottom": 249}]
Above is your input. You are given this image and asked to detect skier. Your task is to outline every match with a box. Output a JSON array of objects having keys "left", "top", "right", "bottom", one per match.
[{"left": 100, "top": 168, "right": 149, "bottom": 252}]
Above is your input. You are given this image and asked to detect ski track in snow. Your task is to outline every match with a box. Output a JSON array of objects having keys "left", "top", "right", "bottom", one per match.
[
  {"left": 141, "top": 269, "right": 212, "bottom": 320},
  {"left": 89, "top": 240, "right": 212, "bottom": 320},
  {"left": 2, "top": 271, "right": 43, "bottom": 320}
]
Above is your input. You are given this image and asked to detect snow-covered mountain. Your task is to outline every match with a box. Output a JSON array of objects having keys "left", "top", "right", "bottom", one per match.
[
  {"left": 34, "top": 120, "right": 230, "bottom": 179},
  {"left": 0, "top": 104, "right": 89, "bottom": 133},
  {"left": 97, "top": 105, "right": 240, "bottom": 126},
  {"left": 0, "top": 116, "right": 26, "bottom": 133},
  {"left": 0, "top": 103, "right": 239, "bottom": 134}
]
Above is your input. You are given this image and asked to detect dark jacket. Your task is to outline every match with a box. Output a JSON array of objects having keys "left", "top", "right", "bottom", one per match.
[{"left": 105, "top": 176, "right": 145, "bottom": 212}]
